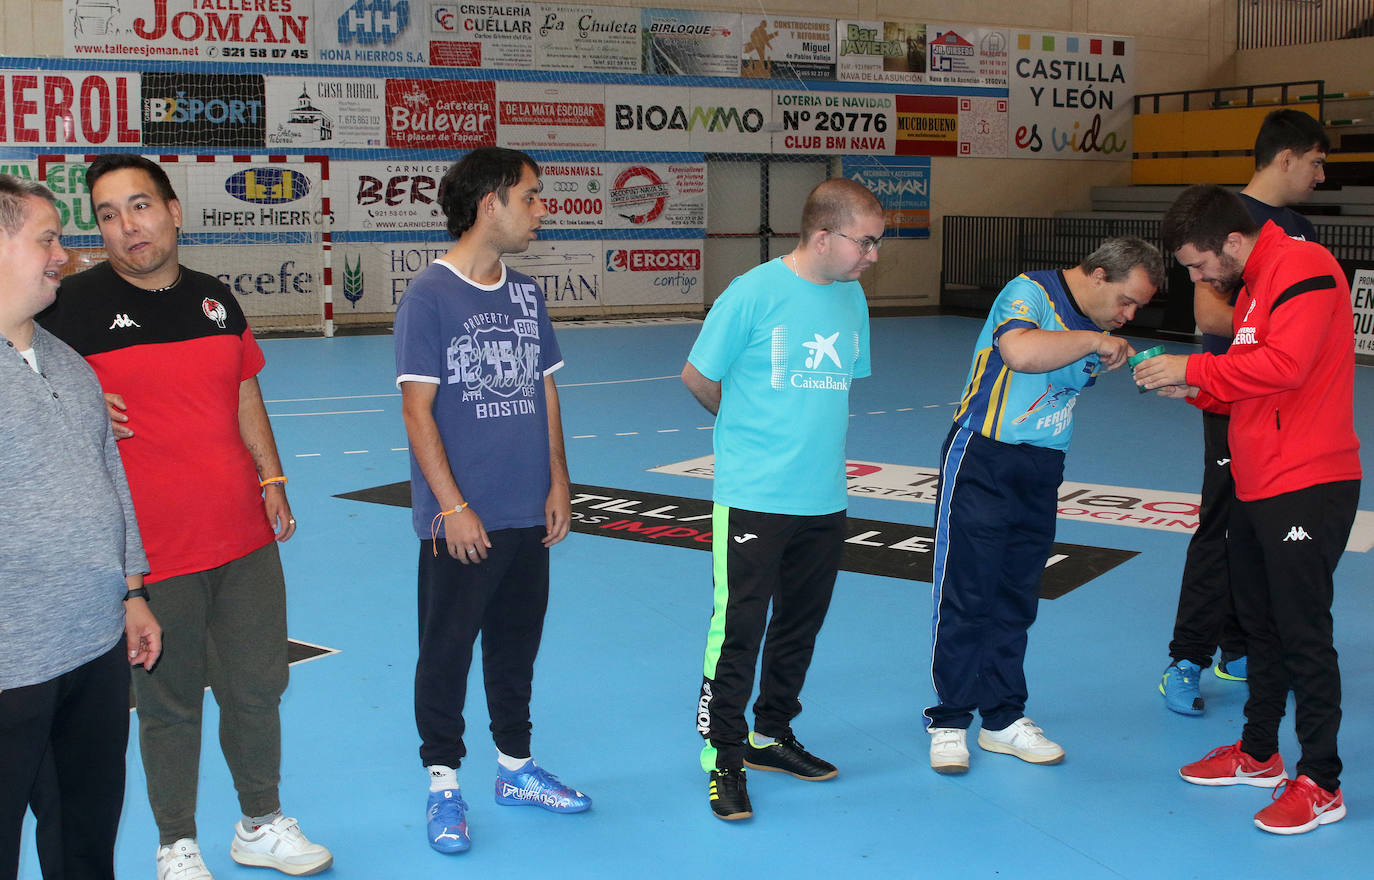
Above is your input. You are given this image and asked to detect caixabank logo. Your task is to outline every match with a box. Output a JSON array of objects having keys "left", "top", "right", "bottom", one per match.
[
  {"left": 142, "top": 73, "right": 265, "bottom": 148},
  {"left": 605, "top": 248, "right": 701, "bottom": 272},
  {"left": 225, "top": 168, "right": 312, "bottom": 205}
]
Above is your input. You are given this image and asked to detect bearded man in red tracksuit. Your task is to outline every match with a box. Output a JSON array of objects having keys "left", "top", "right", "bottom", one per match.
[{"left": 1137, "top": 183, "right": 1361, "bottom": 836}]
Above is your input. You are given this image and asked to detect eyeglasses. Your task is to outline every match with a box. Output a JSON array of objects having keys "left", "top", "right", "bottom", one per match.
[{"left": 824, "top": 228, "right": 883, "bottom": 256}]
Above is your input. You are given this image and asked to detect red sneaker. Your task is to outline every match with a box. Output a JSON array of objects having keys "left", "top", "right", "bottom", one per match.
[
  {"left": 1254, "top": 775, "right": 1345, "bottom": 835},
  {"left": 1179, "top": 741, "right": 1287, "bottom": 787}
]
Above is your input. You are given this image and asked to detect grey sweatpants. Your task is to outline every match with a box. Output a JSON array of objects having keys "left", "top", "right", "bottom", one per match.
[{"left": 132, "top": 542, "right": 289, "bottom": 844}]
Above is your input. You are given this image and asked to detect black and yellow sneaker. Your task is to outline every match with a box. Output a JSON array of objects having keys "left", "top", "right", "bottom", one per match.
[
  {"left": 708, "top": 768, "right": 753, "bottom": 821},
  {"left": 744, "top": 733, "right": 838, "bottom": 780}
]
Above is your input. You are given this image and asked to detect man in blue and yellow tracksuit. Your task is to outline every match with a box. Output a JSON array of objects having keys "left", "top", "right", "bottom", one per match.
[{"left": 925, "top": 237, "right": 1162, "bottom": 774}]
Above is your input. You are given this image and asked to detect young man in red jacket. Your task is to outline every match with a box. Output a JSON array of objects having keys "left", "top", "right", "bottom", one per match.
[{"left": 1137, "top": 184, "right": 1361, "bottom": 835}]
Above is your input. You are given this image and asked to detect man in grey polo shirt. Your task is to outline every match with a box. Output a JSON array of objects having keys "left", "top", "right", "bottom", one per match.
[{"left": 0, "top": 174, "right": 161, "bottom": 880}]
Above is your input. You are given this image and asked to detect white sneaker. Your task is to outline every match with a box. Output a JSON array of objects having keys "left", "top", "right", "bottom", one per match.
[
  {"left": 929, "top": 727, "right": 970, "bottom": 774},
  {"left": 157, "top": 838, "right": 215, "bottom": 880},
  {"left": 977, "top": 717, "right": 1065, "bottom": 765},
  {"left": 229, "top": 814, "right": 333, "bottom": 876}
]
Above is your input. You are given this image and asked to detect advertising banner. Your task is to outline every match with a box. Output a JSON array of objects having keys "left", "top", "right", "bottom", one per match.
[
  {"left": 334, "top": 241, "right": 450, "bottom": 314},
  {"left": 384, "top": 78, "right": 495, "bottom": 149},
  {"left": 844, "top": 156, "right": 930, "bottom": 239},
  {"left": 141, "top": 73, "right": 265, "bottom": 148},
  {"left": 604, "top": 161, "right": 704, "bottom": 229},
  {"left": 894, "top": 95, "right": 958, "bottom": 157},
  {"left": 533, "top": 3, "right": 640, "bottom": 73},
  {"left": 264, "top": 76, "right": 386, "bottom": 148},
  {"left": 836, "top": 19, "right": 925, "bottom": 85},
  {"left": 954, "top": 96, "right": 1009, "bottom": 157},
  {"left": 0, "top": 72, "right": 140, "bottom": 147},
  {"left": 1008, "top": 31, "right": 1134, "bottom": 160},
  {"left": 505, "top": 239, "right": 603, "bottom": 310},
  {"left": 602, "top": 240, "right": 703, "bottom": 306},
  {"left": 429, "top": 1, "right": 537, "bottom": 68},
  {"left": 178, "top": 161, "right": 325, "bottom": 235},
  {"left": 314, "top": 0, "right": 429, "bottom": 66},
  {"left": 739, "top": 15, "right": 833, "bottom": 81},
  {"left": 770, "top": 90, "right": 895, "bottom": 156},
  {"left": 182, "top": 242, "right": 324, "bottom": 318},
  {"left": 335, "top": 159, "right": 449, "bottom": 232},
  {"left": 1353, "top": 268, "right": 1374, "bottom": 356},
  {"left": 39, "top": 159, "right": 98, "bottom": 236},
  {"left": 64, "top": 0, "right": 313, "bottom": 63},
  {"left": 641, "top": 8, "right": 741, "bottom": 78},
  {"left": 537, "top": 161, "right": 706, "bottom": 230},
  {"left": 925, "top": 24, "right": 1009, "bottom": 86},
  {"left": 605, "top": 86, "right": 769, "bottom": 153},
  {"left": 495, "top": 82, "right": 606, "bottom": 150}
]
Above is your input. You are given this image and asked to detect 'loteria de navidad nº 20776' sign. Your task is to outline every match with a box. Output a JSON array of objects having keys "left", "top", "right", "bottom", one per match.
[{"left": 64, "top": 0, "right": 315, "bottom": 63}]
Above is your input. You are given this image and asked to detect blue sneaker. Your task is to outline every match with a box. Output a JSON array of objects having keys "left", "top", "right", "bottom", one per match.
[
  {"left": 426, "top": 789, "right": 470, "bottom": 853},
  {"left": 494, "top": 760, "right": 591, "bottom": 813},
  {"left": 1160, "top": 660, "right": 1205, "bottom": 715},
  {"left": 1215, "top": 654, "right": 1247, "bottom": 682}
]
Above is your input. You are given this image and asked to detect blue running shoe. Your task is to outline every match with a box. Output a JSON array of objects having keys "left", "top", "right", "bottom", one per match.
[
  {"left": 1215, "top": 654, "right": 1247, "bottom": 682},
  {"left": 494, "top": 760, "right": 591, "bottom": 813},
  {"left": 1160, "top": 660, "right": 1205, "bottom": 715},
  {"left": 426, "top": 789, "right": 470, "bottom": 854}
]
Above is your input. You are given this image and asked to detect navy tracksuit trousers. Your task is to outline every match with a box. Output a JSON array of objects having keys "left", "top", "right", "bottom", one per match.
[{"left": 924, "top": 424, "right": 1064, "bottom": 732}]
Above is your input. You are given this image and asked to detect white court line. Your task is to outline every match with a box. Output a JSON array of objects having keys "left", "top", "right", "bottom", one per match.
[
  {"left": 269, "top": 409, "right": 385, "bottom": 417},
  {"left": 266, "top": 394, "right": 399, "bottom": 403},
  {"left": 343, "top": 450, "right": 369, "bottom": 455},
  {"left": 657, "top": 429, "right": 680, "bottom": 433},
  {"left": 572, "top": 434, "right": 597, "bottom": 439},
  {"left": 558, "top": 375, "right": 679, "bottom": 388},
  {"left": 295, "top": 453, "right": 321, "bottom": 458},
  {"left": 391, "top": 447, "right": 409, "bottom": 452}
]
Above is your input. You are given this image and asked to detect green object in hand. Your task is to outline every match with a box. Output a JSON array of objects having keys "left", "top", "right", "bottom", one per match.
[{"left": 1129, "top": 345, "right": 1167, "bottom": 393}]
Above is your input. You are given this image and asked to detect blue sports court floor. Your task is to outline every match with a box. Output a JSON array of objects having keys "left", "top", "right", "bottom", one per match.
[{"left": 19, "top": 315, "right": 1374, "bottom": 879}]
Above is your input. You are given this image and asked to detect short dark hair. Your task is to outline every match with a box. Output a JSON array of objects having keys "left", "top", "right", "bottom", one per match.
[
  {"left": 0, "top": 174, "right": 58, "bottom": 235},
  {"left": 1161, "top": 184, "right": 1259, "bottom": 255},
  {"left": 1254, "top": 109, "right": 1330, "bottom": 169},
  {"left": 1082, "top": 236, "right": 1165, "bottom": 288},
  {"left": 85, "top": 154, "right": 179, "bottom": 204},
  {"left": 437, "top": 148, "right": 539, "bottom": 239},
  {"left": 800, "top": 178, "right": 883, "bottom": 241}
]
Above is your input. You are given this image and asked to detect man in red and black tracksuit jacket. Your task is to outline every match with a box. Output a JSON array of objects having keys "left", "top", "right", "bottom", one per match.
[{"left": 1138, "top": 184, "right": 1361, "bottom": 836}]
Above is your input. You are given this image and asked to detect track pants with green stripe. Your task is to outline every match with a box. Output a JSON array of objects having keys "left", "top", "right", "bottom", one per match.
[{"left": 696, "top": 504, "right": 845, "bottom": 771}]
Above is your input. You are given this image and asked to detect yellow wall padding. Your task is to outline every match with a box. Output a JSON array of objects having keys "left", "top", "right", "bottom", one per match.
[{"left": 1133, "top": 105, "right": 1320, "bottom": 154}]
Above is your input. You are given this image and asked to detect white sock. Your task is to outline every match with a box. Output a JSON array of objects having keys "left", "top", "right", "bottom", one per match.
[
  {"left": 750, "top": 732, "right": 776, "bottom": 747},
  {"left": 428, "top": 765, "right": 459, "bottom": 792},
  {"left": 497, "top": 750, "right": 532, "bottom": 771},
  {"left": 242, "top": 810, "right": 281, "bottom": 832}
]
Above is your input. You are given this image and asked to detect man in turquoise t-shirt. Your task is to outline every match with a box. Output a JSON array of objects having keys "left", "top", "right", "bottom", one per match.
[{"left": 682, "top": 178, "right": 879, "bottom": 821}]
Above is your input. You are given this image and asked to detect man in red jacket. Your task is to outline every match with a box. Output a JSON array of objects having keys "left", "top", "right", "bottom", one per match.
[{"left": 1137, "top": 183, "right": 1361, "bottom": 836}]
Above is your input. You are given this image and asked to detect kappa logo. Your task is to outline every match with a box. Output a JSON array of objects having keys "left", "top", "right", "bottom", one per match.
[
  {"left": 733, "top": 533, "right": 758, "bottom": 543},
  {"left": 108, "top": 313, "right": 141, "bottom": 329},
  {"left": 1283, "top": 526, "right": 1313, "bottom": 542}
]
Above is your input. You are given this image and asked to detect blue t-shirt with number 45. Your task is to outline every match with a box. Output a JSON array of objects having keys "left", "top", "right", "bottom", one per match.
[{"left": 394, "top": 259, "right": 563, "bottom": 537}]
